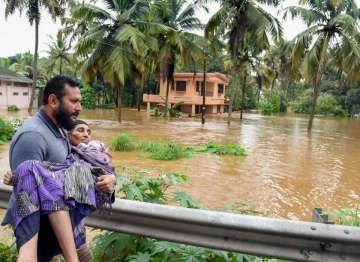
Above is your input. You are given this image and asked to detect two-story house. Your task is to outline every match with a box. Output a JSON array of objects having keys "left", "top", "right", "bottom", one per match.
[{"left": 143, "top": 72, "right": 228, "bottom": 116}]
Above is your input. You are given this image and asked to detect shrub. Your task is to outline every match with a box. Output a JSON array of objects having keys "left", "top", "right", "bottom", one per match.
[
  {"left": 260, "top": 99, "right": 275, "bottom": 115},
  {"left": 81, "top": 86, "right": 97, "bottom": 109},
  {"left": 91, "top": 167, "right": 286, "bottom": 262},
  {"left": 195, "top": 141, "right": 247, "bottom": 156},
  {"left": 328, "top": 202, "right": 360, "bottom": 227},
  {"left": 7, "top": 118, "right": 24, "bottom": 131},
  {"left": 0, "top": 242, "right": 17, "bottom": 262},
  {"left": 259, "top": 96, "right": 283, "bottom": 115},
  {"left": 345, "top": 88, "right": 360, "bottom": 116},
  {"left": 317, "top": 93, "right": 340, "bottom": 115},
  {"left": 292, "top": 89, "right": 346, "bottom": 116},
  {"left": 111, "top": 133, "right": 136, "bottom": 151},
  {"left": 137, "top": 140, "right": 193, "bottom": 160},
  {"left": 7, "top": 105, "right": 19, "bottom": 112},
  {"left": 0, "top": 118, "right": 15, "bottom": 144},
  {"left": 150, "top": 106, "right": 162, "bottom": 117},
  {"left": 102, "top": 103, "right": 116, "bottom": 109}
]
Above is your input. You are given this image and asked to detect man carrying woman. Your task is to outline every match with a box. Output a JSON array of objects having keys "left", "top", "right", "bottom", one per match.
[{"left": 2, "top": 76, "right": 116, "bottom": 262}]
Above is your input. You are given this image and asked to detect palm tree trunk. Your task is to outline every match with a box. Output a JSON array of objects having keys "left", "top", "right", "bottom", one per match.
[
  {"left": 117, "top": 85, "right": 122, "bottom": 122},
  {"left": 164, "top": 78, "right": 170, "bottom": 117},
  {"left": 256, "top": 72, "right": 262, "bottom": 107},
  {"left": 201, "top": 58, "right": 206, "bottom": 125},
  {"left": 28, "top": 18, "right": 39, "bottom": 114},
  {"left": 227, "top": 67, "right": 237, "bottom": 125},
  {"left": 308, "top": 56, "right": 326, "bottom": 131},
  {"left": 240, "top": 75, "right": 246, "bottom": 120},
  {"left": 137, "top": 75, "right": 144, "bottom": 112}
]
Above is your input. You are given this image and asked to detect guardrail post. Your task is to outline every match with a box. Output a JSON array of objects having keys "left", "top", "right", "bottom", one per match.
[{"left": 312, "top": 208, "right": 335, "bottom": 224}]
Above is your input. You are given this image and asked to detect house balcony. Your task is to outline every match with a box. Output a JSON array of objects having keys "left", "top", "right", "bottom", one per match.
[{"left": 143, "top": 94, "right": 225, "bottom": 106}]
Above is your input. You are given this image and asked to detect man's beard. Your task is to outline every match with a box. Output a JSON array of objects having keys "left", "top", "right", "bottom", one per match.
[{"left": 54, "top": 102, "right": 79, "bottom": 130}]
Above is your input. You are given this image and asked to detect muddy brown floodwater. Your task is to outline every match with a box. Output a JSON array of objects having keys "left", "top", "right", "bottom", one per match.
[{"left": 1, "top": 109, "right": 360, "bottom": 221}]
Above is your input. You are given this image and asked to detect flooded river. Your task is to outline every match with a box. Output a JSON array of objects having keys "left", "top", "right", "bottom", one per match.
[{"left": 1, "top": 109, "right": 360, "bottom": 221}]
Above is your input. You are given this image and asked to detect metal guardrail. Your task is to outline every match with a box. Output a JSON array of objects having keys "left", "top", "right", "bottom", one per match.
[{"left": 1, "top": 184, "right": 360, "bottom": 262}]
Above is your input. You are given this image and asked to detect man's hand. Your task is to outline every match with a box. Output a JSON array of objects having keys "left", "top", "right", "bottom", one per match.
[
  {"left": 96, "top": 175, "right": 116, "bottom": 193},
  {"left": 3, "top": 171, "right": 13, "bottom": 186}
]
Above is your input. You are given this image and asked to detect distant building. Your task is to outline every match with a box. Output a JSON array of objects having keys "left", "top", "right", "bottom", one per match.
[
  {"left": 143, "top": 72, "right": 228, "bottom": 116},
  {"left": 0, "top": 69, "right": 37, "bottom": 109}
]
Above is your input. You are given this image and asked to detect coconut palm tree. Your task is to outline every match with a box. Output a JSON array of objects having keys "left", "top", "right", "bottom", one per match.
[
  {"left": 151, "top": 0, "right": 204, "bottom": 117},
  {"left": 72, "top": 0, "right": 154, "bottom": 122},
  {"left": 47, "top": 31, "right": 71, "bottom": 75},
  {"left": 205, "top": 0, "right": 282, "bottom": 124},
  {"left": 283, "top": 0, "right": 360, "bottom": 130},
  {"left": 4, "top": 0, "right": 65, "bottom": 113}
]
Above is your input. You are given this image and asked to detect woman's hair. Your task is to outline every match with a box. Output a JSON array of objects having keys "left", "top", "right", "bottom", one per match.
[{"left": 69, "top": 119, "right": 88, "bottom": 131}]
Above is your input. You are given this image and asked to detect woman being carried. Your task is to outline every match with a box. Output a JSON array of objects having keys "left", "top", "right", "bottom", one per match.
[{"left": 4, "top": 120, "right": 115, "bottom": 261}]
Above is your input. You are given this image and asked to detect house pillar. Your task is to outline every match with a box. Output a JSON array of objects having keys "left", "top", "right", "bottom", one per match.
[
  {"left": 191, "top": 104, "right": 196, "bottom": 117},
  {"left": 147, "top": 102, "right": 151, "bottom": 112},
  {"left": 220, "top": 105, "right": 224, "bottom": 113}
]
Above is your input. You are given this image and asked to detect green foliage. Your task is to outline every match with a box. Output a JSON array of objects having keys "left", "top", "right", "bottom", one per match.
[
  {"left": 0, "top": 242, "right": 17, "bottom": 262},
  {"left": 81, "top": 86, "right": 97, "bottom": 109},
  {"left": 173, "top": 191, "right": 200, "bottom": 208},
  {"left": 0, "top": 118, "right": 15, "bottom": 144},
  {"left": 110, "top": 135, "right": 247, "bottom": 160},
  {"left": 259, "top": 96, "right": 283, "bottom": 116},
  {"left": 101, "top": 103, "right": 116, "bottom": 109},
  {"left": 195, "top": 141, "right": 247, "bottom": 156},
  {"left": 137, "top": 140, "right": 193, "bottom": 160},
  {"left": 317, "top": 93, "right": 346, "bottom": 116},
  {"left": 92, "top": 167, "right": 286, "bottom": 262},
  {"left": 328, "top": 203, "right": 360, "bottom": 227},
  {"left": 7, "top": 118, "right": 24, "bottom": 131},
  {"left": 116, "top": 167, "right": 189, "bottom": 204},
  {"left": 150, "top": 106, "right": 162, "bottom": 117},
  {"left": 345, "top": 88, "right": 360, "bottom": 116},
  {"left": 168, "top": 102, "right": 183, "bottom": 118},
  {"left": 292, "top": 89, "right": 346, "bottom": 116},
  {"left": 7, "top": 105, "right": 19, "bottom": 112},
  {"left": 111, "top": 133, "right": 136, "bottom": 152}
]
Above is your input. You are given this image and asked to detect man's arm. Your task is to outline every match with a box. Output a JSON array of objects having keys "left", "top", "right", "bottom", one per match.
[{"left": 10, "top": 131, "right": 47, "bottom": 170}]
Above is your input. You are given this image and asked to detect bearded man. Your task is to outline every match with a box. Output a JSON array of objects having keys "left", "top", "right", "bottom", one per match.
[{"left": 2, "top": 76, "right": 115, "bottom": 262}]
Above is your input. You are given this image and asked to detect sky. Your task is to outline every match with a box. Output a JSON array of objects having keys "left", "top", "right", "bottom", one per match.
[{"left": 0, "top": 0, "right": 358, "bottom": 57}]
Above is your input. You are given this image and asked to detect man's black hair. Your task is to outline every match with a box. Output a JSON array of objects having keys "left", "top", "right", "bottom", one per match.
[{"left": 43, "top": 75, "right": 80, "bottom": 105}]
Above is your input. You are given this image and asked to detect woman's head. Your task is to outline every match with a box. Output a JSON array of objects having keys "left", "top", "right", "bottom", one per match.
[{"left": 69, "top": 120, "right": 91, "bottom": 146}]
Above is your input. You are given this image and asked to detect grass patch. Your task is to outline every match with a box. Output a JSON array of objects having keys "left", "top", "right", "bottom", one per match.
[
  {"left": 0, "top": 242, "right": 17, "bottom": 262},
  {"left": 110, "top": 134, "right": 247, "bottom": 160},
  {"left": 0, "top": 118, "right": 15, "bottom": 145},
  {"left": 328, "top": 203, "right": 360, "bottom": 227},
  {"left": 7, "top": 105, "right": 20, "bottom": 112},
  {"left": 111, "top": 133, "right": 136, "bottom": 151},
  {"left": 137, "top": 140, "right": 193, "bottom": 160},
  {"left": 194, "top": 141, "right": 247, "bottom": 156}
]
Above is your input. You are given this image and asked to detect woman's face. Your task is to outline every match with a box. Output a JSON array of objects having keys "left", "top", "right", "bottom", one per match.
[{"left": 69, "top": 124, "right": 91, "bottom": 146}]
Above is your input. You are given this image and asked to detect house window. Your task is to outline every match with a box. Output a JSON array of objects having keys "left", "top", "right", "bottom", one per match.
[
  {"left": 175, "top": 81, "right": 186, "bottom": 92},
  {"left": 218, "top": 84, "right": 224, "bottom": 94},
  {"left": 15, "top": 82, "right": 29, "bottom": 87},
  {"left": 196, "top": 81, "right": 205, "bottom": 95},
  {"left": 196, "top": 81, "right": 204, "bottom": 92},
  {"left": 13, "top": 92, "right": 19, "bottom": 96},
  {"left": 23, "top": 92, "right": 29, "bottom": 96},
  {"left": 0, "top": 92, "right": 2, "bottom": 95}
]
